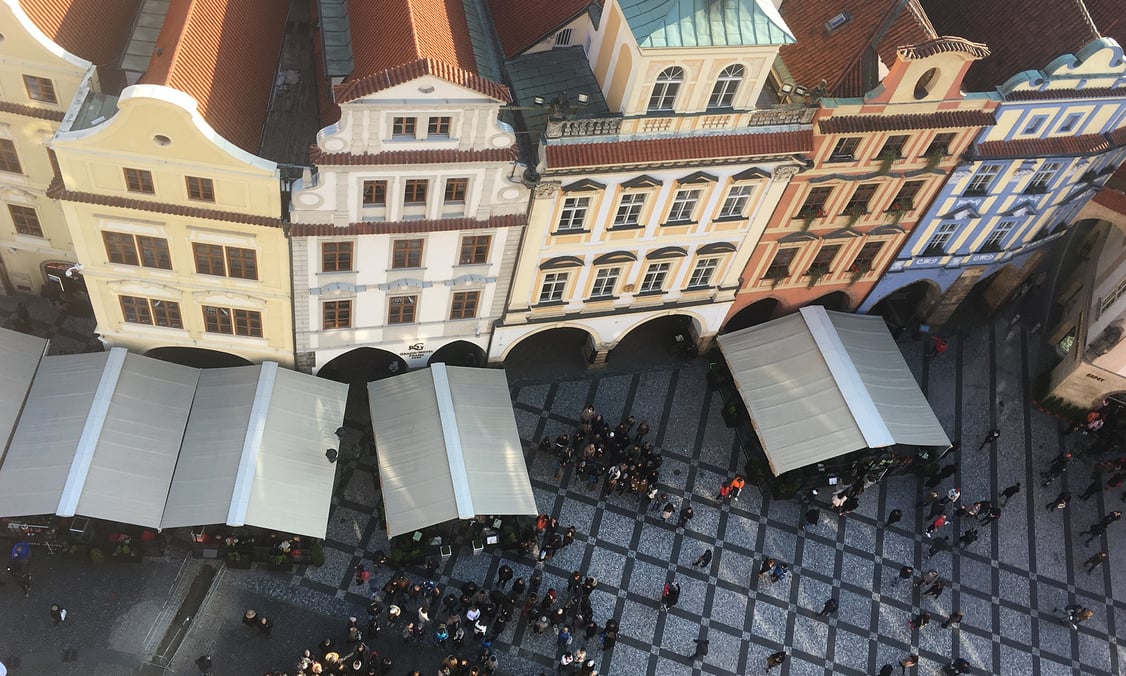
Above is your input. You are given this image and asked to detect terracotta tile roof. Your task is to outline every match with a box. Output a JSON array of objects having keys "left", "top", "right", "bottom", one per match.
[
  {"left": 779, "top": 0, "right": 935, "bottom": 98},
  {"left": 1093, "top": 186, "right": 1126, "bottom": 216},
  {"left": 921, "top": 0, "right": 1100, "bottom": 91},
  {"left": 975, "top": 132, "right": 1111, "bottom": 160},
  {"left": 47, "top": 178, "right": 283, "bottom": 229},
  {"left": 489, "top": 0, "right": 595, "bottom": 58},
  {"left": 896, "top": 36, "right": 989, "bottom": 60},
  {"left": 334, "top": 0, "right": 509, "bottom": 103},
  {"left": 0, "top": 100, "right": 65, "bottom": 122},
  {"left": 1085, "top": 0, "right": 1126, "bottom": 45},
  {"left": 1108, "top": 126, "right": 1126, "bottom": 147},
  {"left": 309, "top": 147, "right": 518, "bottom": 165},
  {"left": 818, "top": 110, "right": 996, "bottom": 134},
  {"left": 139, "top": 0, "right": 290, "bottom": 155},
  {"left": 1004, "top": 87, "right": 1126, "bottom": 101},
  {"left": 545, "top": 130, "right": 812, "bottom": 169},
  {"left": 290, "top": 213, "right": 526, "bottom": 237},
  {"left": 18, "top": 0, "right": 142, "bottom": 66}
]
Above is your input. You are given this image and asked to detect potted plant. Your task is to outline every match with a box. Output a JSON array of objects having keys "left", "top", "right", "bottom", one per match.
[
  {"left": 311, "top": 541, "right": 325, "bottom": 567},
  {"left": 848, "top": 261, "right": 872, "bottom": 284},
  {"left": 226, "top": 550, "right": 252, "bottom": 569},
  {"left": 843, "top": 204, "right": 867, "bottom": 228},
  {"left": 112, "top": 542, "right": 142, "bottom": 563},
  {"left": 269, "top": 553, "right": 293, "bottom": 571},
  {"left": 797, "top": 206, "right": 826, "bottom": 231},
  {"left": 805, "top": 263, "right": 830, "bottom": 287},
  {"left": 88, "top": 546, "right": 106, "bottom": 565},
  {"left": 923, "top": 145, "right": 947, "bottom": 171},
  {"left": 764, "top": 267, "right": 790, "bottom": 288},
  {"left": 886, "top": 200, "right": 910, "bottom": 225},
  {"left": 876, "top": 149, "right": 898, "bottom": 176}
]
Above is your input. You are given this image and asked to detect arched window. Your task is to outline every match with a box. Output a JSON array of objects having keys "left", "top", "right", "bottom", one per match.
[
  {"left": 648, "top": 67, "right": 684, "bottom": 112},
  {"left": 708, "top": 64, "right": 744, "bottom": 108}
]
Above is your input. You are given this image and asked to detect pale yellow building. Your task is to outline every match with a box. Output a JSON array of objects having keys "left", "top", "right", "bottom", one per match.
[{"left": 47, "top": 0, "right": 298, "bottom": 366}]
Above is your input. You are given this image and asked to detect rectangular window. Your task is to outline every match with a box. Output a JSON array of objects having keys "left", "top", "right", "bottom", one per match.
[
  {"left": 590, "top": 267, "right": 620, "bottom": 298},
  {"left": 120, "top": 296, "right": 181, "bottom": 328},
  {"left": 8, "top": 205, "right": 43, "bottom": 237},
  {"left": 321, "top": 241, "right": 354, "bottom": 272},
  {"left": 322, "top": 300, "right": 352, "bottom": 329},
  {"left": 1059, "top": 113, "right": 1082, "bottom": 133},
  {"left": 226, "top": 247, "right": 258, "bottom": 280},
  {"left": 387, "top": 295, "right": 417, "bottom": 324},
  {"left": 687, "top": 258, "right": 719, "bottom": 288},
  {"left": 1025, "top": 161, "right": 1061, "bottom": 194},
  {"left": 149, "top": 299, "right": 183, "bottom": 328},
  {"left": 879, "top": 134, "right": 910, "bottom": 159},
  {"left": 404, "top": 179, "right": 428, "bottom": 204},
  {"left": 557, "top": 197, "right": 590, "bottom": 231},
  {"left": 444, "top": 178, "right": 468, "bottom": 203},
  {"left": 22, "top": 75, "right": 57, "bottom": 104},
  {"left": 362, "top": 180, "right": 387, "bottom": 207},
  {"left": 120, "top": 296, "right": 152, "bottom": 325},
  {"left": 1099, "top": 277, "right": 1126, "bottom": 317},
  {"left": 459, "top": 235, "right": 490, "bottom": 264},
  {"left": 829, "top": 137, "right": 860, "bottom": 161},
  {"left": 392, "top": 239, "right": 423, "bottom": 268},
  {"left": 1022, "top": 115, "right": 1047, "bottom": 135},
  {"left": 719, "top": 184, "right": 754, "bottom": 218},
  {"left": 192, "top": 243, "right": 226, "bottom": 275},
  {"left": 124, "top": 168, "right": 155, "bottom": 194},
  {"left": 797, "top": 186, "right": 833, "bottom": 218},
  {"left": 667, "top": 189, "right": 700, "bottom": 223},
  {"left": 450, "top": 291, "right": 480, "bottom": 320},
  {"left": 981, "top": 221, "right": 1015, "bottom": 252},
  {"left": 811, "top": 244, "right": 841, "bottom": 270},
  {"left": 137, "top": 235, "right": 172, "bottom": 270},
  {"left": 185, "top": 176, "right": 215, "bottom": 202},
  {"left": 851, "top": 242, "right": 883, "bottom": 271},
  {"left": 233, "top": 309, "right": 263, "bottom": 337},
  {"left": 539, "top": 272, "right": 568, "bottom": 303},
  {"left": 765, "top": 247, "right": 797, "bottom": 279},
  {"left": 392, "top": 117, "right": 417, "bottom": 137},
  {"left": 892, "top": 180, "right": 924, "bottom": 210},
  {"left": 640, "top": 262, "right": 671, "bottom": 293},
  {"left": 428, "top": 117, "right": 451, "bottom": 136},
  {"left": 202, "top": 306, "right": 232, "bottom": 334},
  {"left": 103, "top": 232, "right": 141, "bottom": 266},
  {"left": 0, "top": 139, "right": 22, "bottom": 174},
  {"left": 925, "top": 132, "right": 955, "bottom": 158},
  {"left": 965, "top": 165, "right": 1001, "bottom": 194},
  {"left": 924, "top": 223, "right": 958, "bottom": 254},
  {"left": 612, "top": 193, "right": 646, "bottom": 227},
  {"left": 844, "top": 184, "right": 878, "bottom": 214}
]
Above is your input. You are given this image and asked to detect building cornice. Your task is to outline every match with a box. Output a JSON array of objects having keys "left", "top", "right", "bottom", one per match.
[{"left": 289, "top": 213, "right": 526, "bottom": 237}]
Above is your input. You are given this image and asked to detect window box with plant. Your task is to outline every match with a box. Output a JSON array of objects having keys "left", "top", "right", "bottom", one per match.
[
  {"left": 885, "top": 199, "right": 912, "bottom": 224},
  {"left": 848, "top": 260, "right": 872, "bottom": 284},
  {"left": 876, "top": 149, "right": 899, "bottom": 176},
  {"left": 842, "top": 203, "right": 867, "bottom": 228},
  {"left": 923, "top": 145, "right": 947, "bottom": 171},
  {"left": 764, "top": 266, "right": 790, "bottom": 288},
  {"left": 805, "top": 263, "right": 831, "bottom": 287},
  {"left": 796, "top": 206, "right": 826, "bottom": 231}
]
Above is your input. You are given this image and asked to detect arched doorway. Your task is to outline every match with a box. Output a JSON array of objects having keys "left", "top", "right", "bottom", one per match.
[
  {"left": 504, "top": 327, "right": 594, "bottom": 378},
  {"left": 807, "top": 291, "right": 851, "bottom": 312},
  {"left": 724, "top": 298, "right": 781, "bottom": 333},
  {"left": 867, "top": 280, "right": 940, "bottom": 335},
  {"left": 609, "top": 314, "right": 701, "bottom": 367},
  {"left": 428, "top": 341, "right": 486, "bottom": 368},
  {"left": 318, "top": 348, "right": 409, "bottom": 432},
  {"left": 145, "top": 346, "right": 252, "bottom": 368}
]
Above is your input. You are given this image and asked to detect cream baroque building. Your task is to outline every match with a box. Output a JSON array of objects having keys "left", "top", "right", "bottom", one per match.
[
  {"left": 487, "top": 0, "right": 811, "bottom": 364},
  {"left": 288, "top": 0, "right": 530, "bottom": 375}
]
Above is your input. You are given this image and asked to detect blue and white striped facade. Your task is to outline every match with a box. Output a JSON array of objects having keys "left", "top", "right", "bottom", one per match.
[{"left": 860, "top": 38, "right": 1126, "bottom": 320}]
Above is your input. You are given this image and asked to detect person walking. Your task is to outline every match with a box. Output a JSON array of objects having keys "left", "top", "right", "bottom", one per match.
[
  {"left": 886, "top": 509, "right": 903, "bottom": 527},
  {"left": 661, "top": 581, "right": 680, "bottom": 610},
  {"left": 979, "top": 429, "right": 1000, "bottom": 450},
  {"left": 941, "top": 611, "right": 963, "bottom": 629},
  {"left": 1083, "top": 551, "right": 1108, "bottom": 573},
  {"left": 958, "top": 529, "right": 979, "bottom": 548},
  {"left": 879, "top": 665, "right": 894, "bottom": 676},
  {"left": 49, "top": 603, "right": 67, "bottom": 626},
  {"left": 1079, "top": 478, "right": 1102, "bottom": 501},
  {"left": 757, "top": 558, "right": 776, "bottom": 580},
  {"left": 688, "top": 637, "right": 709, "bottom": 660},
  {"left": 765, "top": 650, "right": 787, "bottom": 671},
  {"left": 802, "top": 508, "right": 820, "bottom": 530},
  {"left": 923, "top": 580, "right": 945, "bottom": 600},
  {"left": 1047, "top": 492, "right": 1072, "bottom": 511},
  {"left": 894, "top": 565, "right": 914, "bottom": 585},
  {"left": 692, "top": 549, "right": 713, "bottom": 568},
  {"left": 927, "top": 536, "right": 951, "bottom": 558},
  {"left": 1000, "top": 482, "right": 1021, "bottom": 505},
  {"left": 979, "top": 505, "right": 1003, "bottom": 525},
  {"left": 496, "top": 564, "right": 513, "bottom": 588},
  {"left": 816, "top": 598, "right": 838, "bottom": 617},
  {"left": 908, "top": 612, "right": 931, "bottom": 630},
  {"left": 194, "top": 655, "right": 213, "bottom": 676},
  {"left": 944, "top": 657, "right": 971, "bottom": 675},
  {"left": 899, "top": 654, "right": 919, "bottom": 674},
  {"left": 678, "top": 505, "right": 694, "bottom": 527},
  {"left": 925, "top": 514, "right": 949, "bottom": 537}
]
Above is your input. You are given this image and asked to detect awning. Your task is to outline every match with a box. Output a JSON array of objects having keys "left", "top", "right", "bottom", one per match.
[
  {"left": 716, "top": 306, "right": 950, "bottom": 476},
  {"left": 0, "top": 328, "right": 47, "bottom": 454},
  {"left": 162, "top": 363, "right": 347, "bottom": 538},
  {"left": 0, "top": 349, "right": 198, "bottom": 528},
  {"left": 368, "top": 364, "right": 537, "bottom": 538}
]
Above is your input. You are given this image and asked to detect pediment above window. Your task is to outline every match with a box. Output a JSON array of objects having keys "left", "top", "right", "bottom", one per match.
[
  {"left": 646, "top": 246, "right": 687, "bottom": 259},
  {"left": 621, "top": 175, "right": 662, "bottom": 189},
  {"left": 561, "top": 178, "right": 606, "bottom": 192},
  {"left": 696, "top": 242, "right": 737, "bottom": 255},
  {"left": 678, "top": 171, "right": 718, "bottom": 184},
  {"left": 540, "top": 255, "right": 585, "bottom": 270},
  {"left": 593, "top": 251, "right": 638, "bottom": 265}
]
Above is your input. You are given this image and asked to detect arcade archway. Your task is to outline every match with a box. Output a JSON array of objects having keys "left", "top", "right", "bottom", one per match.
[
  {"left": 318, "top": 347, "right": 408, "bottom": 432},
  {"left": 867, "top": 280, "right": 940, "bottom": 334},
  {"left": 724, "top": 298, "right": 781, "bottom": 333},
  {"left": 428, "top": 341, "right": 486, "bottom": 368},
  {"left": 503, "top": 327, "right": 594, "bottom": 378},
  {"left": 807, "top": 291, "right": 851, "bottom": 312},
  {"left": 145, "top": 346, "right": 252, "bottom": 369},
  {"left": 609, "top": 314, "right": 702, "bottom": 367}
]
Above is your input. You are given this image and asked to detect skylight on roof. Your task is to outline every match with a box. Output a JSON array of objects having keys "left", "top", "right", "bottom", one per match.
[{"left": 825, "top": 11, "right": 852, "bottom": 33}]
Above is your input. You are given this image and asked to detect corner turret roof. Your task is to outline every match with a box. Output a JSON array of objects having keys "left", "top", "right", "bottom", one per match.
[{"left": 618, "top": 0, "right": 794, "bottom": 49}]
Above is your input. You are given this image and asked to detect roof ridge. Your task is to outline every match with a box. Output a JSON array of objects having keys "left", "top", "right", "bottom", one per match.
[
  {"left": 146, "top": 0, "right": 198, "bottom": 88},
  {"left": 405, "top": 0, "right": 428, "bottom": 61}
]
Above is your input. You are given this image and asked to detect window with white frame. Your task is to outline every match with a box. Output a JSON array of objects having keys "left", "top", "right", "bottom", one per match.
[
  {"left": 590, "top": 267, "right": 620, "bottom": 298},
  {"left": 981, "top": 221, "right": 1015, "bottom": 252},
  {"left": 719, "top": 184, "right": 754, "bottom": 218},
  {"left": 613, "top": 193, "right": 646, "bottom": 227},
  {"left": 640, "top": 262, "right": 671, "bottom": 293},
  {"left": 557, "top": 197, "right": 590, "bottom": 232},
  {"left": 1025, "top": 161, "right": 1060, "bottom": 194},
  {"left": 648, "top": 67, "right": 684, "bottom": 112},
  {"left": 1022, "top": 115, "right": 1047, "bottom": 135},
  {"left": 1059, "top": 113, "right": 1082, "bottom": 133},
  {"left": 687, "top": 258, "right": 719, "bottom": 288},
  {"left": 1099, "top": 277, "right": 1126, "bottom": 317},
  {"left": 707, "top": 64, "right": 744, "bottom": 108},
  {"left": 965, "top": 165, "right": 1002, "bottom": 194},
  {"left": 924, "top": 223, "right": 958, "bottom": 254},
  {"left": 667, "top": 189, "right": 700, "bottom": 223},
  {"left": 539, "top": 272, "right": 568, "bottom": 303}
]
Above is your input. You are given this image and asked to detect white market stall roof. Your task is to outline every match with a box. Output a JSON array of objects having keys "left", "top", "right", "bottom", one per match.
[
  {"left": 0, "top": 328, "right": 47, "bottom": 454},
  {"left": 0, "top": 349, "right": 198, "bottom": 528},
  {"left": 368, "top": 364, "right": 537, "bottom": 538},
  {"left": 716, "top": 306, "right": 950, "bottom": 476},
  {"left": 162, "top": 363, "right": 347, "bottom": 538}
]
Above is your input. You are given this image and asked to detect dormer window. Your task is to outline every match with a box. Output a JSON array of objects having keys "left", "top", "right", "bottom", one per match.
[
  {"left": 648, "top": 67, "right": 684, "bottom": 112},
  {"left": 708, "top": 65, "right": 744, "bottom": 109}
]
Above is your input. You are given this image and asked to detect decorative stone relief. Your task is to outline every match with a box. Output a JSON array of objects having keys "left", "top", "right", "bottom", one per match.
[
  {"left": 772, "top": 165, "right": 801, "bottom": 182},
  {"left": 534, "top": 182, "right": 561, "bottom": 199}
]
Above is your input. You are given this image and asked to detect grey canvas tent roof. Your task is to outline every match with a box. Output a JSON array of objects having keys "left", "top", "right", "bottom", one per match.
[
  {"left": 716, "top": 306, "right": 950, "bottom": 476},
  {"left": 368, "top": 364, "right": 537, "bottom": 538},
  {"left": 0, "top": 328, "right": 47, "bottom": 454}
]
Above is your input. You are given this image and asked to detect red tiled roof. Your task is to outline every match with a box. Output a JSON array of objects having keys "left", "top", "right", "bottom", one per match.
[
  {"left": 290, "top": 213, "right": 526, "bottom": 237},
  {"left": 819, "top": 110, "right": 995, "bottom": 134},
  {"left": 1093, "top": 186, "right": 1126, "bottom": 215},
  {"left": 310, "top": 147, "right": 518, "bottom": 165},
  {"left": 1085, "top": 0, "right": 1126, "bottom": 45},
  {"left": 0, "top": 100, "right": 65, "bottom": 122},
  {"left": 488, "top": 0, "right": 592, "bottom": 58},
  {"left": 1108, "top": 126, "right": 1126, "bottom": 147},
  {"left": 334, "top": 0, "right": 509, "bottom": 103},
  {"left": 779, "top": 0, "right": 935, "bottom": 98},
  {"left": 139, "top": 0, "right": 289, "bottom": 155},
  {"left": 921, "top": 0, "right": 1100, "bottom": 91},
  {"left": 19, "top": 0, "right": 142, "bottom": 66},
  {"left": 975, "top": 132, "right": 1111, "bottom": 160},
  {"left": 1004, "top": 87, "right": 1126, "bottom": 101},
  {"left": 545, "top": 130, "right": 812, "bottom": 169},
  {"left": 47, "top": 178, "right": 283, "bottom": 228}
]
